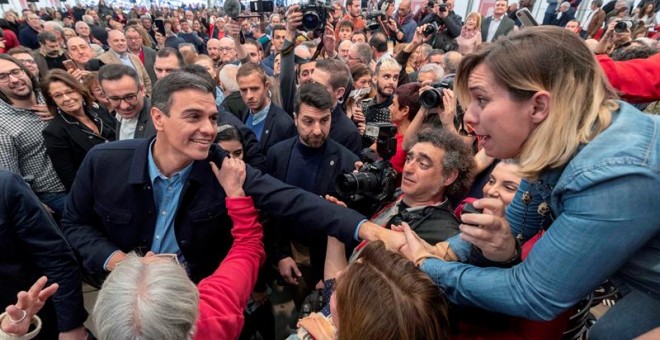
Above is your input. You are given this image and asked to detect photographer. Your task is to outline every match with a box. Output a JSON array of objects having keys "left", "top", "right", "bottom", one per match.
[
  {"left": 419, "top": 0, "right": 462, "bottom": 52},
  {"left": 359, "top": 127, "right": 473, "bottom": 245},
  {"left": 594, "top": 19, "right": 634, "bottom": 55}
]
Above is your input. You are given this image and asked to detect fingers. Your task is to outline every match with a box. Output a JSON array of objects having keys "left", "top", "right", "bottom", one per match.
[
  {"left": 473, "top": 198, "right": 506, "bottom": 217},
  {"left": 5, "top": 305, "right": 25, "bottom": 322},
  {"left": 209, "top": 161, "right": 220, "bottom": 177},
  {"left": 37, "top": 283, "right": 58, "bottom": 302}
]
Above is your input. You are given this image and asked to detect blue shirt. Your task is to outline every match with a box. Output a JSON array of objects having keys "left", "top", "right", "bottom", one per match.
[
  {"left": 422, "top": 102, "right": 660, "bottom": 321},
  {"left": 245, "top": 101, "right": 271, "bottom": 141},
  {"left": 147, "top": 139, "right": 194, "bottom": 257}
]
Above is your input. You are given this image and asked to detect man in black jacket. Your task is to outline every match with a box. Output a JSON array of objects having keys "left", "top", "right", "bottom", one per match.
[
  {"left": 420, "top": 0, "right": 462, "bottom": 51},
  {"left": 60, "top": 71, "right": 399, "bottom": 285},
  {"left": 0, "top": 171, "right": 88, "bottom": 339}
]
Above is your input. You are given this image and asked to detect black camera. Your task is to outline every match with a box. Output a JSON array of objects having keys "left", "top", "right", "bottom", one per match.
[
  {"left": 336, "top": 123, "right": 397, "bottom": 202},
  {"left": 365, "top": 11, "right": 387, "bottom": 31},
  {"left": 614, "top": 20, "right": 633, "bottom": 33},
  {"left": 299, "top": 0, "right": 331, "bottom": 32},
  {"left": 423, "top": 21, "right": 438, "bottom": 36},
  {"left": 420, "top": 77, "right": 454, "bottom": 109}
]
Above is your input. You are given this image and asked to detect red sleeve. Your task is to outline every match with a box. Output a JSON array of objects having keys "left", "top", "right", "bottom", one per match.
[
  {"left": 194, "top": 196, "right": 265, "bottom": 340},
  {"left": 597, "top": 53, "right": 660, "bottom": 104},
  {"left": 390, "top": 133, "right": 406, "bottom": 174}
]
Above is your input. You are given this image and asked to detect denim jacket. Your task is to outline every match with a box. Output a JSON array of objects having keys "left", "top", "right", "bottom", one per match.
[{"left": 422, "top": 102, "right": 660, "bottom": 320}]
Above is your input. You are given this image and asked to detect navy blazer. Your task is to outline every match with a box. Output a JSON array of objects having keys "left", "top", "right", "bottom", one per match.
[
  {"left": 61, "top": 139, "right": 364, "bottom": 283},
  {"left": 266, "top": 137, "right": 359, "bottom": 197},
  {"left": 330, "top": 105, "right": 362, "bottom": 157},
  {"left": 244, "top": 103, "right": 296, "bottom": 155}
]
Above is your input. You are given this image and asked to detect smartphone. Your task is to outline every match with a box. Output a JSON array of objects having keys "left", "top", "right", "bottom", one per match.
[
  {"left": 154, "top": 18, "right": 166, "bottom": 35},
  {"left": 63, "top": 60, "right": 76, "bottom": 72},
  {"left": 460, "top": 202, "right": 483, "bottom": 225},
  {"left": 516, "top": 8, "right": 538, "bottom": 28}
]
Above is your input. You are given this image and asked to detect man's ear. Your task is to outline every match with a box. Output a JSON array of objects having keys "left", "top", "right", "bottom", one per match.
[
  {"left": 151, "top": 106, "right": 165, "bottom": 131},
  {"left": 293, "top": 112, "right": 298, "bottom": 127},
  {"left": 530, "top": 91, "right": 551, "bottom": 125},
  {"left": 335, "top": 87, "right": 346, "bottom": 101},
  {"left": 442, "top": 169, "right": 459, "bottom": 188}
]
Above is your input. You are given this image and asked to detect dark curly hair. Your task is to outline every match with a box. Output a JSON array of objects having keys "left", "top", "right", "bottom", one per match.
[{"left": 404, "top": 127, "right": 475, "bottom": 199}]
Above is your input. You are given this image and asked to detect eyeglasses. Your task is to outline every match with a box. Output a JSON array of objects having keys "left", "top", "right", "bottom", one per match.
[
  {"left": 50, "top": 89, "right": 78, "bottom": 101},
  {"left": 17, "top": 59, "right": 36, "bottom": 65},
  {"left": 0, "top": 68, "right": 25, "bottom": 82},
  {"left": 219, "top": 47, "right": 234, "bottom": 52},
  {"left": 106, "top": 90, "right": 140, "bottom": 105}
]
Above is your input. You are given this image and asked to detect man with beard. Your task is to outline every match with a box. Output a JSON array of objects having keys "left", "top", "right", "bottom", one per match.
[
  {"left": 279, "top": 9, "right": 361, "bottom": 155},
  {"left": 0, "top": 55, "right": 67, "bottom": 216},
  {"left": 362, "top": 57, "right": 400, "bottom": 126},
  {"left": 32, "top": 32, "right": 69, "bottom": 89},
  {"left": 207, "top": 38, "right": 222, "bottom": 67},
  {"left": 237, "top": 62, "right": 295, "bottom": 155},
  {"left": 265, "top": 83, "right": 358, "bottom": 303}
]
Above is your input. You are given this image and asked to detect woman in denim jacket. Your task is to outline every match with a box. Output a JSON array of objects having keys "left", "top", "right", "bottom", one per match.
[{"left": 399, "top": 26, "right": 659, "bottom": 339}]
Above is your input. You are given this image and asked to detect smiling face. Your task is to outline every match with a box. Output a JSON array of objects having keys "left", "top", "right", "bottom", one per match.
[
  {"left": 152, "top": 89, "right": 219, "bottom": 164},
  {"left": 48, "top": 81, "right": 83, "bottom": 115},
  {"left": 108, "top": 30, "right": 128, "bottom": 54},
  {"left": 482, "top": 161, "right": 522, "bottom": 206},
  {"left": 11, "top": 53, "right": 40, "bottom": 78},
  {"left": 463, "top": 63, "right": 538, "bottom": 159},
  {"left": 0, "top": 59, "right": 33, "bottom": 101},
  {"left": 100, "top": 74, "right": 145, "bottom": 119}
]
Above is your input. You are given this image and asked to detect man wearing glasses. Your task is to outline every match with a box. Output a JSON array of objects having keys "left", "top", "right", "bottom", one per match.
[
  {"left": 0, "top": 55, "right": 67, "bottom": 216},
  {"left": 98, "top": 64, "right": 155, "bottom": 140}
]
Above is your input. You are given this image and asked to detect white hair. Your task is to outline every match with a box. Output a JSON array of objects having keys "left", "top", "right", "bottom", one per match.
[
  {"left": 375, "top": 56, "right": 402, "bottom": 75},
  {"left": 418, "top": 63, "right": 445, "bottom": 82},
  {"left": 93, "top": 253, "right": 199, "bottom": 340},
  {"left": 43, "top": 21, "right": 64, "bottom": 35},
  {"left": 219, "top": 64, "right": 240, "bottom": 93}
]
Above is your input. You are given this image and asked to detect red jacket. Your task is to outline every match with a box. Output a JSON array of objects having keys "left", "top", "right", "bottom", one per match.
[
  {"left": 194, "top": 196, "right": 265, "bottom": 340},
  {"left": 597, "top": 53, "right": 660, "bottom": 104}
]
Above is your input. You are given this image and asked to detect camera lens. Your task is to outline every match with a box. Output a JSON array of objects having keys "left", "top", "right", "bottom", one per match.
[
  {"left": 336, "top": 173, "right": 359, "bottom": 196},
  {"left": 302, "top": 12, "right": 321, "bottom": 31},
  {"left": 335, "top": 172, "right": 381, "bottom": 196},
  {"left": 420, "top": 88, "right": 443, "bottom": 109}
]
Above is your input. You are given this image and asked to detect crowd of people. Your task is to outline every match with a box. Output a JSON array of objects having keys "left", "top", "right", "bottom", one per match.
[{"left": 0, "top": 0, "right": 659, "bottom": 339}]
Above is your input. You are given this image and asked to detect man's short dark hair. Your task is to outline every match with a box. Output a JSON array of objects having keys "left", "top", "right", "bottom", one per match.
[
  {"left": 294, "top": 82, "right": 334, "bottom": 114},
  {"left": 346, "top": 0, "right": 357, "bottom": 7},
  {"left": 315, "top": 58, "right": 351, "bottom": 91},
  {"left": 243, "top": 38, "right": 263, "bottom": 53},
  {"left": 338, "top": 19, "right": 354, "bottom": 31},
  {"left": 151, "top": 72, "right": 215, "bottom": 116},
  {"left": 271, "top": 24, "right": 286, "bottom": 34},
  {"left": 405, "top": 127, "right": 474, "bottom": 199},
  {"left": 37, "top": 31, "right": 58, "bottom": 44},
  {"left": 180, "top": 64, "right": 219, "bottom": 89},
  {"left": 156, "top": 47, "right": 184, "bottom": 67},
  {"left": 353, "top": 31, "right": 367, "bottom": 41},
  {"left": 592, "top": 0, "right": 603, "bottom": 7},
  {"left": 426, "top": 49, "right": 444, "bottom": 62},
  {"left": 369, "top": 31, "right": 388, "bottom": 53},
  {"left": 98, "top": 64, "right": 141, "bottom": 86}
]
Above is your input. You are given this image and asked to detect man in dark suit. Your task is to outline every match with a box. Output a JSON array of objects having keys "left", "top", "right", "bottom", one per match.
[
  {"left": 266, "top": 83, "right": 359, "bottom": 289},
  {"left": 237, "top": 62, "right": 296, "bottom": 155},
  {"left": 551, "top": 1, "right": 576, "bottom": 27},
  {"left": 0, "top": 171, "right": 88, "bottom": 339},
  {"left": 98, "top": 64, "right": 155, "bottom": 140},
  {"left": 60, "top": 71, "right": 396, "bottom": 284},
  {"left": 482, "top": 0, "right": 517, "bottom": 42}
]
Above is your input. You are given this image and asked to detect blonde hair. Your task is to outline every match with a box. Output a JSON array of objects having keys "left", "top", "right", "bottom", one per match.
[
  {"left": 455, "top": 26, "right": 618, "bottom": 179},
  {"left": 466, "top": 12, "right": 482, "bottom": 30}
]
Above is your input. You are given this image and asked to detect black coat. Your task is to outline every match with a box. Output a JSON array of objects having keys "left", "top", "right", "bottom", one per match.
[
  {"left": 330, "top": 105, "right": 362, "bottom": 156},
  {"left": 42, "top": 105, "right": 116, "bottom": 191},
  {"left": 116, "top": 97, "right": 156, "bottom": 139},
  {"left": 0, "top": 171, "right": 87, "bottom": 336},
  {"left": 61, "top": 139, "right": 365, "bottom": 283},
  {"left": 243, "top": 103, "right": 296, "bottom": 155}
]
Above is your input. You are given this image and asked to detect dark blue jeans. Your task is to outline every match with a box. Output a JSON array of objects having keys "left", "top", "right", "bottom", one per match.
[{"left": 36, "top": 191, "right": 67, "bottom": 217}]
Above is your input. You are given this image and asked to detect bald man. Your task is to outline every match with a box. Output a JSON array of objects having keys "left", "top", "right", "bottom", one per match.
[
  {"left": 207, "top": 38, "right": 222, "bottom": 66},
  {"left": 96, "top": 30, "right": 152, "bottom": 96},
  {"left": 394, "top": 0, "right": 417, "bottom": 43}
]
